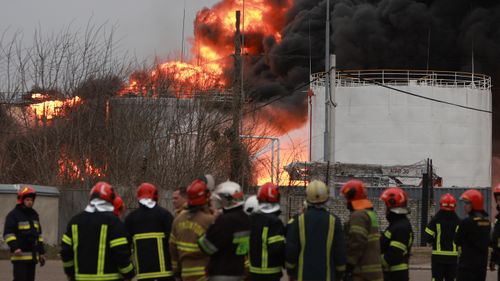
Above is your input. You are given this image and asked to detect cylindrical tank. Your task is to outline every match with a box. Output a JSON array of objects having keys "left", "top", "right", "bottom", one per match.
[{"left": 310, "top": 70, "right": 492, "bottom": 187}]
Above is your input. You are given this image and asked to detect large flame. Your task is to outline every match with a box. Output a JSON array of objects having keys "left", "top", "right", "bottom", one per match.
[
  {"left": 29, "top": 93, "right": 81, "bottom": 120},
  {"left": 123, "top": 0, "right": 292, "bottom": 96}
]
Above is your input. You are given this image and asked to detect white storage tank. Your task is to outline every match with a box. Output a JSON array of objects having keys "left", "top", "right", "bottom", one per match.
[{"left": 310, "top": 70, "right": 492, "bottom": 187}]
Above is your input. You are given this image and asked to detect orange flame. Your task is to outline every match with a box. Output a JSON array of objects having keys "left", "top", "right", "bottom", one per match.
[
  {"left": 58, "top": 151, "right": 104, "bottom": 182},
  {"left": 29, "top": 93, "right": 81, "bottom": 120}
]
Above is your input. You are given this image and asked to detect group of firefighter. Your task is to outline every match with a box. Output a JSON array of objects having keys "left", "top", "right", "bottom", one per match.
[{"left": 4, "top": 178, "right": 500, "bottom": 281}]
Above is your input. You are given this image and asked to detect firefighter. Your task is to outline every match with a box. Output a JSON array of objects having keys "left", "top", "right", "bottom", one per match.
[
  {"left": 198, "top": 180, "right": 251, "bottom": 281},
  {"left": 248, "top": 182, "right": 285, "bottom": 281},
  {"left": 424, "top": 193, "right": 460, "bottom": 281},
  {"left": 491, "top": 184, "right": 500, "bottom": 280},
  {"left": 113, "top": 196, "right": 126, "bottom": 219},
  {"left": 173, "top": 187, "right": 188, "bottom": 217},
  {"left": 124, "top": 182, "right": 175, "bottom": 281},
  {"left": 169, "top": 176, "right": 215, "bottom": 281},
  {"left": 60, "top": 182, "right": 135, "bottom": 281},
  {"left": 3, "top": 186, "right": 45, "bottom": 281},
  {"left": 244, "top": 195, "right": 259, "bottom": 215},
  {"left": 285, "top": 180, "right": 346, "bottom": 281},
  {"left": 455, "top": 189, "right": 490, "bottom": 281},
  {"left": 379, "top": 187, "right": 413, "bottom": 281},
  {"left": 340, "top": 180, "right": 383, "bottom": 281}
]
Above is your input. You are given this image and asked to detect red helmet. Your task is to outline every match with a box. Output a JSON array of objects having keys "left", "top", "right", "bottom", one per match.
[
  {"left": 439, "top": 193, "right": 456, "bottom": 211},
  {"left": 113, "top": 196, "right": 125, "bottom": 218},
  {"left": 257, "top": 182, "right": 280, "bottom": 203},
  {"left": 17, "top": 186, "right": 36, "bottom": 204},
  {"left": 380, "top": 187, "right": 408, "bottom": 214},
  {"left": 187, "top": 178, "right": 210, "bottom": 206},
  {"left": 341, "top": 180, "right": 373, "bottom": 210},
  {"left": 90, "top": 182, "right": 116, "bottom": 203},
  {"left": 137, "top": 183, "right": 159, "bottom": 201},
  {"left": 460, "top": 189, "right": 484, "bottom": 211},
  {"left": 493, "top": 184, "right": 500, "bottom": 196}
]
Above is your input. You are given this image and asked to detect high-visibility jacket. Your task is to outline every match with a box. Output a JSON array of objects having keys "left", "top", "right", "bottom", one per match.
[
  {"left": 169, "top": 207, "right": 214, "bottom": 281},
  {"left": 345, "top": 209, "right": 383, "bottom": 281},
  {"left": 125, "top": 204, "right": 174, "bottom": 280},
  {"left": 198, "top": 206, "right": 251, "bottom": 277},
  {"left": 490, "top": 212, "right": 500, "bottom": 265},
  {"left": 380, "top": 213, "right": 413, "bottom": 276},
  {"left": 454, "top": 211, "right": 490, "bottom": 272},
  {"left": 285, "top": 206, "right": 346, "bottom": 281},
  {"left": 248, "top": 212, "right": 285, "bottom": 280},
  {"left": 424, "top": 210, "right": 460, "bottom": 264},
  {"left": 3, "top": 204, "right": 45, "bottom": 263},
  {"left": 60, "top": 211, "right": 135, "bottom": 281}
]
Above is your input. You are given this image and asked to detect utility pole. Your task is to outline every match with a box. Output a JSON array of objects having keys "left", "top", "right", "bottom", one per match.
[
  {"left": 324, "top": 0, "right": 331, "bottom": 162},
  {"left": 230, "top": 11, "right": 243, "bottom": 184}
]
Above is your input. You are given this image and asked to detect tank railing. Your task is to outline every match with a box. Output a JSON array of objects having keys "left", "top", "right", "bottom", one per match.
[{"left": 311, "top": 70, "right": 492, "bottom": 91}]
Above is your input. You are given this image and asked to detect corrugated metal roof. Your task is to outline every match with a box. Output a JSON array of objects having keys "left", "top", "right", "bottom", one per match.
[{"left": 0, "top": 184, "right": 60, "bottom": 196}]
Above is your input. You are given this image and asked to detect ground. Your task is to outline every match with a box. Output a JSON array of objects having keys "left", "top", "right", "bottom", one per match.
[{"left": 0, "top": 249, "right": 498, "bottom": 281}]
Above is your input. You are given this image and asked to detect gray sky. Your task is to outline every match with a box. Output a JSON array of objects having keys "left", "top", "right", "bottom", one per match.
[{"left": 0, "top": 0, "right": 220, "bottom": 60}]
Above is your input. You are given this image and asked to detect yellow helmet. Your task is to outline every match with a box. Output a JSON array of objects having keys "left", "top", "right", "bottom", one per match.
[{"left": 306, "top": 180, "right": 329, "bottom": 204}]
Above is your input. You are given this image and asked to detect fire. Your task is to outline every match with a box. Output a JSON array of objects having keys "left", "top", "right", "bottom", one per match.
[
  {"left": 29, "top": 93, "right": 81, "bottom": 120},
  {"left": 123, "top": 0, "right": 292, "bottom": 96},
  {"left": 58, "top": 151, "right": 104, "bottom": 182}
]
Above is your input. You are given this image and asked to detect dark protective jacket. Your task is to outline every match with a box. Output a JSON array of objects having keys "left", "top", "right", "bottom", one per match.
[
  {"left": 169, "top": 206, "right": 214, "bottom": 281},
  {"left": 248, "top": 211, "right": 285, "bottom": 280},
  {"left": 3, "top": 204, "right": 45, "bottom": 263},
  {"left": 454, "top": 211, "right": 490, "bottom": 272},
  {"left": 285, "top": 206, "right": 346, "bottom": 281},
  {"left": 424, "top": 210, "right": 460, "bottom": 264},
  {"left": 61, "top": 211, "right": 135, "bottom": 281},
  {"left": 345, "top": 209, "right": 383, "bottom": 281},
  {"left": 380, "top": 213, "right": 413, "bottom": 276},
  {"left": 125, "top": 204, "right": 174, "bottom": 280},
  {"left": 490, "top": 212, "right": 500, "bottom": 265},
  {"left": 198, "top": 205, "right": 251, "bottom": 277}
]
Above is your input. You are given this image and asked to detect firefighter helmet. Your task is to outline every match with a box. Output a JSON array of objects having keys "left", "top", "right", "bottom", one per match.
[
  {"left": 17, "top": 186, "right": 36, "bottom": 204},
  {"left": 187, "top": 178, "right": 210, "bottom": 206},
  {"left": 137, "top": 182, "right": 159, "bottom": 202},
  {"left": 341, "top": 180, "right": 373, "bottom": 210},
  {"left": 214, "top": 181, "right": 244, "bottom": 210},
  {"left": 439, "top": 193, "right": 456, "bottom": 211},
  {"left": 460, "top": 189, "right": 484, "bottom": 211},
  {"left": 90, "top": 182, "right": 116, "bottom": 203},
  {"left": 306, "top": 180, "right": 329, "bottom": 204},
  {"left": 113, "top": 196, "right": 125, "bottom": 218},
  {"left": 380, "top": 187, "right": 409, "bottom": 214},
  {"left": 257, "top": 182, "right": 280, "bottom": 203},
  {"left": 244, "top": 195, "right": 259, "bottom": 215}
]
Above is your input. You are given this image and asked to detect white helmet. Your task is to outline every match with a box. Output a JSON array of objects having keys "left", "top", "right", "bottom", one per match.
[
  {"left": 215, "top": 181, "right": 244, "bottom": 210},
  {"left": 244, "top": 195, "right": 259, "bottom": 215}
]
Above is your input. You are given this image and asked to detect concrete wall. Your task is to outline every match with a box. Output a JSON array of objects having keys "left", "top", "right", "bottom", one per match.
[
  {"left": 0, "top": 194, "right": 60, "bottom": 249},
  {"left": 311, "top": 82, "right": 492, "bottom": 187}
]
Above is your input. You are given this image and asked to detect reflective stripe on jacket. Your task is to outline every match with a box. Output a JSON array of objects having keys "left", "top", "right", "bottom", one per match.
[
  {"left": 380, "top": 213, "right": 413, "bottom": 275},
  {"left": 424, "top": 210, "right": 460, "bottom": 264}
]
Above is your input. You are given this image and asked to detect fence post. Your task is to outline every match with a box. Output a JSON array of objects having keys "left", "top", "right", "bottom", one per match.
[{"left": 420, "top": 159, "right": 431, "bottom": 246}]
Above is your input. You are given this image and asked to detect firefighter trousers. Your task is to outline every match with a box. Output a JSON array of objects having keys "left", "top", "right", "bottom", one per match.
[
  {"left": 383, "top": 270, "right": 408, "bottom": 281},
  {"left": 456, "top": 267, "right": 486, "bottom": 281},
  {"left": 12, "top": 262, "right": 36, "bottom": 281},
  {"left": 431, "top": 262, "right": 457, "bottom": 281}
]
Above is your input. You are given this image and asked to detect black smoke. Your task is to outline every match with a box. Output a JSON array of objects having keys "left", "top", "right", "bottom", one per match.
[{"left": 245, "top": 0, "right": 500, "bottom": 152}]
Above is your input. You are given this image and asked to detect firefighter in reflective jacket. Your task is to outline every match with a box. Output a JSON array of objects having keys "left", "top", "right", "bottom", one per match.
[
  {"left": 169, "top": 176, "right": 214, "bottom": 281},
  {"left": 3, "top": 186, "right": 45, "bottom": 281},
  {"left": 198, "top": 181, "right": 251, "bottom": 281},
  {"left": 455, "top": 189, "right": 490, "bottom": 281},
  {"left": 490, "top": 184, "right": 500, "bottom": 280},
  {"left": 60, "top": 182, "right": 135, "bottom": 281},
  {"left": 125, "top": 182, "right": 175, "bottom": 281},
  {"left": 340, "top": 180, "right": 383, "bottom": 281},
  {"left": 379, "top": 187, "right": 413, "bottom": 281},
  {"left": 248, "top": 182, "right": 285, "bottom": 281},
  {"left": 286, "top": 180, "right": 346, "bottom": 281},
  {"left": 424, "top": 193, "right": 460, "bottom": 281}
]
